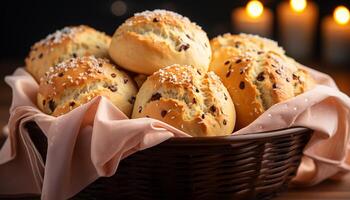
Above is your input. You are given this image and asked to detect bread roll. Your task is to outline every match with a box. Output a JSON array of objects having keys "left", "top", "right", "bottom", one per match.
[
  {"left": 209, "top": 34, "right": 314, "bottom": 129},
  {"left": 37, "top": 56, "right": 137, "bottom": 117},
  {"left": 109, "top": 9, "right": 211, "bottom": 75},
  {"left": 26, "top": 25, "right": 111, "bottom": 82},
  {"left": 132, "top": 64, "right": 235, "bottom": 137}
]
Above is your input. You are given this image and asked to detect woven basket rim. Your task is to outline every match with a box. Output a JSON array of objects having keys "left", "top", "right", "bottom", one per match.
[{"left": 159, "top": 127, "right": 311, "bottom": 146}]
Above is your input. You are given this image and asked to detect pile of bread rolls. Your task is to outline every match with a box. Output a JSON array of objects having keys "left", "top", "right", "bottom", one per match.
[{"left": 25, "top": 9, "right": 314, "bottom": 137}]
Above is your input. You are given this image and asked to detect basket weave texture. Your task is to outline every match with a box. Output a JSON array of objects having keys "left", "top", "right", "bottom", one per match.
[{"left": 26, "top": 122, "right": 312, "bottom": 200}]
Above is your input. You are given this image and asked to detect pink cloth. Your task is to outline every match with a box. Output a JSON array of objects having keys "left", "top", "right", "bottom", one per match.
[{"left": 0, "top": 67, "right": 349, "bottom": 199}]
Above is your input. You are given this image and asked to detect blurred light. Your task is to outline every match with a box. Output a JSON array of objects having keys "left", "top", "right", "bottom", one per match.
[
  {"left": 334, "top": 6, "right": 350, "bottom": 25},
  {"left": 290, "top": 0, "right": 307, "bottom": 13},
  {"left": 111, "top": 1, "right": 127, "bottom": 16},
  {"left": 246, "top": 0, "right": 264, "bottom": 18}
]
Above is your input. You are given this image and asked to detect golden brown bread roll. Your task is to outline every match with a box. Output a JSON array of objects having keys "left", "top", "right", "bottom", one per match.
[
  {"left": 26, "top": 25, "right": 111, "bottom": 82},
  {"left": 109, "top": 9, "right": 211, "bottom": 75},
  {"left": 209, "top": 34, "right": 314, "bottom": 130},
  {"left": 132, "top": 64, "right": 236, "bottom": 137},
  {"left": 37, "top": 56, "right": 137, "bottom": 117}
]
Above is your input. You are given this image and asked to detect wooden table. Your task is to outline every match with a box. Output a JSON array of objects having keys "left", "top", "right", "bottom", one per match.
[{"left": 1, "top": 60, "right": 350, "bottom": 199}]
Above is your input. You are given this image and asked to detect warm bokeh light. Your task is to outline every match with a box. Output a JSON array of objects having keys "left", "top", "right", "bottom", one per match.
[
  {"left": 111, "top": 0, "right": 127, "bottom": 16},
  {"left": 290, "top": 0, "right": 307, "bottom": 13},
  {"left": 246, "top": 0, "right": 264, "bottom": 18},
  {"left": 333, "top": 6, "right": 350, "bottom": 25}
]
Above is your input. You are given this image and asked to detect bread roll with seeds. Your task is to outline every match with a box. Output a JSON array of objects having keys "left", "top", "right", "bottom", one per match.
[
  {"left": 209, "top": 34, "right": 314, "bottom": 130},
  {"left": 26, "top": 25, "right": 111, "bottom": 82},
  {"left": 109, "top": 9, "right": 211, "bottom": 75},
  {"left": 132, "top": 64, "right": 235, "bottom": 137},
  {"left": 37, "top": 56, "right": 137, "bottom": 117}
]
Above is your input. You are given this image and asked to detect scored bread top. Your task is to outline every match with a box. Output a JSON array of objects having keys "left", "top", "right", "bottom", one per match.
[
  {"left": 25, "top": 25, "right": 111, "bottom": 82},
  {"left": 209, "top": 33, "right": 314, "bottom": 129},
  {"left": 37, "top": 56, "right": 137, "bottom": 117},
  {"left": 109, "top": 9, "right": 211, "bottom": 75},
  {"left": 132, "top": 64, "right": 235, "bottom": 137}
]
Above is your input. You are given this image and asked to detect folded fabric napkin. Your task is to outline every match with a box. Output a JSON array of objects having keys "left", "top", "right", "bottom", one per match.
[{"left": 0, "top": 67, "right": 349, "bottom": 200}]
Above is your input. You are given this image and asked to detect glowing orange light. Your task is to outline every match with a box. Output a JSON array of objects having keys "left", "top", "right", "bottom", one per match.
[
  {"left": 290, "top": 0, "right": 307, "bottom": 13},
  {"left": 334, "top": 6, "right": 350, "bottom": 25},
  {"left": 246, "top": 0, "right": 264, "bottom": 18}
]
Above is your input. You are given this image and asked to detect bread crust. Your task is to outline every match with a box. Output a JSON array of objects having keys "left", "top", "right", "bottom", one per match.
[
  {"left": 132, "top": 64, "right": 235, "bottom": 137},
  {"left": 109, "top": 10, "right": 211, "bottom": 75},
  {"left": 37, "top": 56, "right": 137, "bottom": 117},
  {"left": 209, "top": 34, "right": 314, "bottom": 129},
  {"left": 26, "top": 25, "right": 111, "bottom": 82}
]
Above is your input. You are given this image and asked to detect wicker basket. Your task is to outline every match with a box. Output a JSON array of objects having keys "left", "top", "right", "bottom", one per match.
[{"left": 26, "top": 122, "right": 312, "bottom": 200}]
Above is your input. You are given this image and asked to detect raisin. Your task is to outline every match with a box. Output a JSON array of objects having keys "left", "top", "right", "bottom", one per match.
[
  {"left": 48, "top": 100, "right": 56, "bottom": 112},
  {"left": 257, "top": 72, "right": 265, "bottom": 81},
  {"left": 239, "top": 81, "right": 245, "bottom": 89},
  {"left": 161, "top": 110, "right": 167, "bottom": 118},
  {"left": 210, "top": 105, "right": 216, "bottom": 113},
  {"left": 150, "top": 93, "right": 162, "bottom": 101}
]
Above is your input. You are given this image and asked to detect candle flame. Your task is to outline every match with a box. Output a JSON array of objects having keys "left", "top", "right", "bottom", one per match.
[
  {"left": 246, "top": 0, "right": 264, "bottom": 18},
  {"left": 290, "top": 0, "right": 307, "bottom": 13},
  {"left": 334, "top": 6, "right": 350, "bottom": 25}
]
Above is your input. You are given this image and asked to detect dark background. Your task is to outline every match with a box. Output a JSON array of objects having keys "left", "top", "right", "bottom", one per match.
[{"left": 1, "top": 0, "right": 350, "bottom": 64}]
